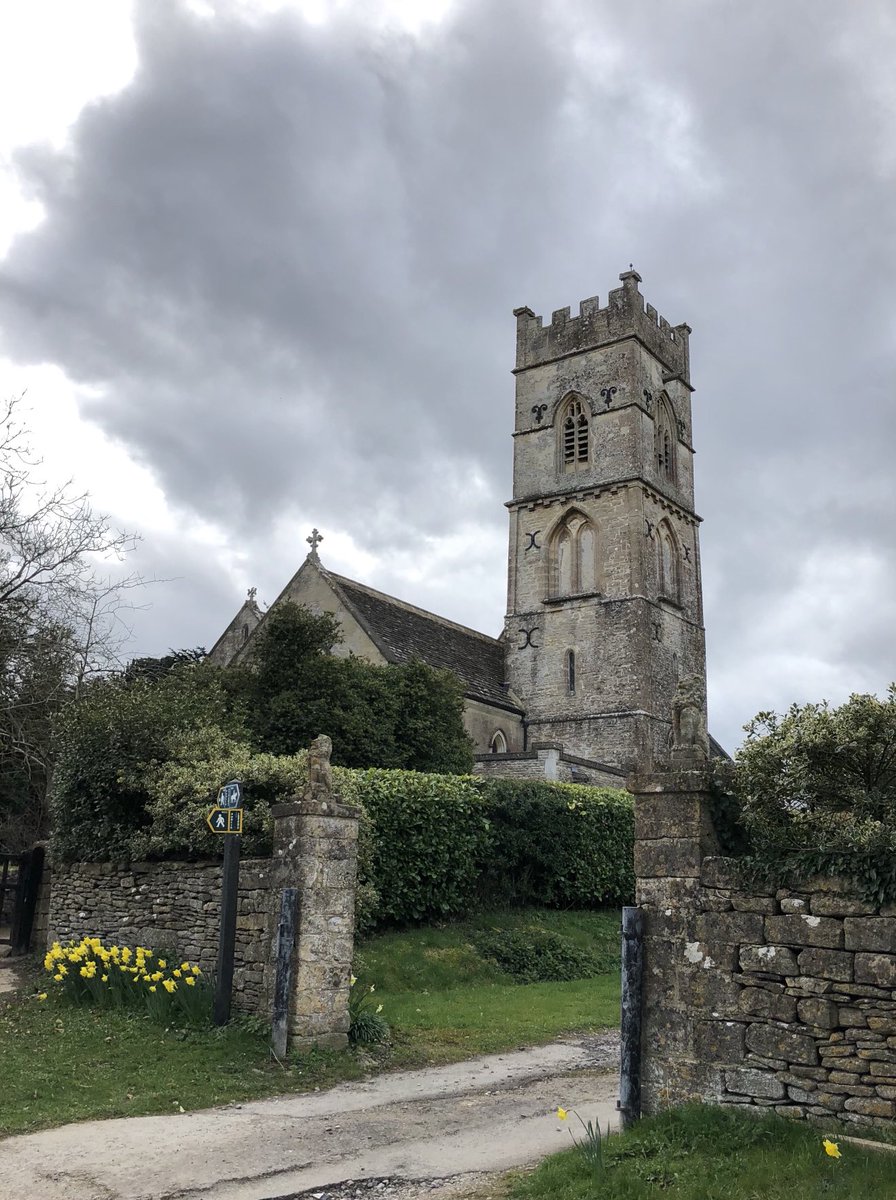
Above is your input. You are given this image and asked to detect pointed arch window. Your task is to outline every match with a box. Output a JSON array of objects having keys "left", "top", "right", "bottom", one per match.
[
  {"left": 489, "top": 730, "right": 508, "bottom": 755},
  {"left": 549, "top": 510, "right": 598, "bottom": 597},
  {"left": 655, "top": 396, "right": 677, "bottom": 483},
  {"left": 657, "top": 521, "right": 680, "bottom": 603},
  {"left": 560, "top": 395, "right": 590, "bottom": 472}
]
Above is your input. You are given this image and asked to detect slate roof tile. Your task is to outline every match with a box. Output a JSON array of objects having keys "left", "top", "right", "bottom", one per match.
[{"left": 326, "top": 571, "right": 520, "bottom": 712}]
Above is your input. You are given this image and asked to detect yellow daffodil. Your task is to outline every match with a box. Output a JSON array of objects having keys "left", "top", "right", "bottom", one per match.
[
  {"left": 823, "top": 1139, "right": 841, "bottom": 1160},
  {"left": 376, "top": 1004, "right": 383, "bottom": 1014},
  {"left": 53, "top": 973, "right": 64, "bottom": 982},
  {"left": 191, "top": 965, "right": 201, "bottom": 976},
  {"left": 173, "top": 969, "right": 182, "bottom": 978},
  {"left": 57, "top": 964, "right": 67, "bottom": 977},
  {"left": 350, "top": 974, "right": 357, "bottom": 986},
  {"left": 162, "top": 979, "right": 177, "bottom": 993},
  {"left": 184, "top": 976, "right": 196, "bottom": 987},
  {"left": 180, "top": 962, "right": 190, "bottom": 972},
  {"left": 36, "top": 993, "right": 48, "bottom": 1001},
  {"left": 148, "top": 985, "right": 157, "bottom": 993},
  {"left": 369, "top": 984, "right": 375, "bottom": 993},
  {"left": 157, "top": 959, "right": 167, "bottom": 969},
  {"left": 101, "top": 974, "right": 109, "bottom": 983},
  {"left": 556, "top": 1107, "right": 569, "bottom": 1121}
]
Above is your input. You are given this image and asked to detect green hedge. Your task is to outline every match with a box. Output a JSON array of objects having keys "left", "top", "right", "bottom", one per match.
[
  {"left": 480, "top": 780, "right": 635, "bottom": 909},
  {"left": 51, "top": 726, "right": 633, "bottom": 923}
]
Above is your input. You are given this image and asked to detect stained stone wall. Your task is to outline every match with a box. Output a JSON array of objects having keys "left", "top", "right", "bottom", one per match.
[
  {"left": 633, "top": 765, "right": 896, "bottom": 1130},
  {"left": 46, "top": 858, "right": 274, "bottom": 1012},
  {"left": 42, "top": 785, "right": 360, "bottom": 1047}
]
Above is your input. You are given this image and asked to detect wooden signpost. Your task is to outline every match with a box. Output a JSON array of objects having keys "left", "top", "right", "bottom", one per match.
[{"left": 208, "top": 779, "right": 243, "bottom": 1026}]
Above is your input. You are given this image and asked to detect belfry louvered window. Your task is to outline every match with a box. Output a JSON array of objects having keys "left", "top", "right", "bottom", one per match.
[{"left": 561, "top": 396, "right": 589, "bottom": 471}]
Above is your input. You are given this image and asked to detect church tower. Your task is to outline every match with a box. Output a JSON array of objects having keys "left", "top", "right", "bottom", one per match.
[{"left": 504, "top": 270, "right": 706, "bottom": 774}]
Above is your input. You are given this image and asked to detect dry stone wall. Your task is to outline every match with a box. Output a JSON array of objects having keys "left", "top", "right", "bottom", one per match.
[
  {"left": 41, "top": 769, "right": 361, "bottom": 1048},
  {"left": 47, "top": 858, "right": 274, "bottom": 1013},
  {"left": 633, "top": 764, "right": 896, "bottom": 1130}
]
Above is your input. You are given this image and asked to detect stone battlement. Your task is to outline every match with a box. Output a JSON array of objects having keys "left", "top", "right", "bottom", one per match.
[{"left": 513, "top": 269, "right": 690, "bottom": 383}]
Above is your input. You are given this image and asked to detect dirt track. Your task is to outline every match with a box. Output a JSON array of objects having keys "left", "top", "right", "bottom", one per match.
[{"left": 0, "top": 1034, "right": 620, "bottom": 1200}]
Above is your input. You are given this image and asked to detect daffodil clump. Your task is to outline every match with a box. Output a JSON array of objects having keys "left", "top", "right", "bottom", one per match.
[{"left": 43, "top": 937, "right": 212, "bottom": 1025}]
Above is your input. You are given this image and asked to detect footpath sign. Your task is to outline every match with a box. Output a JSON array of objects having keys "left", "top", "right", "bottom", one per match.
[
  {"left": 206, "top": 779, "right": 243, "bottom": 1026},
  {"left": 206, "top": 808, "right": 243, "bottom": 834}
]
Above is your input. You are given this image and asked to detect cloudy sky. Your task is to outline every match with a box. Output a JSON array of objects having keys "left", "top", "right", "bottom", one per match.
[{"left": 0, "top": 0, "right": 893, "bottom": 752}]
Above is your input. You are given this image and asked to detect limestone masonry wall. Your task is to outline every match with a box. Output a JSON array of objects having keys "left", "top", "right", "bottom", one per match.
[
  {"left": 42, "top": 774, "right": 361, "bottom": 1049},
  {"left": 47, "top": 858, "right": 274, "bottom": 1013},
  {"left": 633, "top": 766, "right": 896, "bottom": 1131}
]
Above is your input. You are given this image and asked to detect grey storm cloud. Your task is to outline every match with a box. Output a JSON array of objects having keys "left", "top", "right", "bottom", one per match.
[{"left": 0, "top": 0, "right": 894, "bottom": 748}]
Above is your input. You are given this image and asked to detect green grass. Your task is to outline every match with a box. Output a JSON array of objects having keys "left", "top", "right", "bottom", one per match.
[
  {"left": 0, "top": 908, "right": 620, "bottom": 1135},
  {"left": 0, "top": 984, "right": 368, "bottom": 1136},
  {"left": 512, "top": 1105, "right": 896, "bottom": 1200},
  {"left": 358, "top": 908, "right": 621, "bottom": 1065}
]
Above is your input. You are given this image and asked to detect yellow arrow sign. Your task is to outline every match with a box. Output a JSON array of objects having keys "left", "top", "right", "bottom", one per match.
[{"left": 206, "top": 807, "right": 242, "bottom": 834}]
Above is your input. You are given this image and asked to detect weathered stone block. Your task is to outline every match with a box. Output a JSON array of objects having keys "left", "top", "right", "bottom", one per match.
[
  {"left": 723, "top": 1068, "right": 785, "bottom": 1099},
  {"left": 731, "top": 895, "right": 776, "bottom": 914},
  {"left": 739, "top": 988, "right": 797, "bottom": 1022},
  {"left": 844, "top": 1096, "right": 896, "bottom": 1118},
  {"left": 854, "top": 954, "right": 896, "bottom": 989},
  {"left": 796, "top": 998, "right": 840, "bottom": 1030},
  {"left": 845, "top": 919, "right": 896, "bottom": 954},
  {"left": 766, "top": 915, "right": 843, "bottom": 949},
  {"left": 635, "top": 795, "right": 711, "bottom": 841},
  {"left": 695, "top": 912, "right": 765, "bottom": 944},
  {"left": 796, "top": 948, "right": 854, "bottom": 982},
  {"left": 811, "top": 895, "right": 877, "bottom": 918},
  {"left": 634, "top": 838, "right": 702, "bottom": 879},
  {"left": 740, "top": 944, "right": 799, "bottom": 976},
  {"left": 780, "top": 897, "right": 808, "bottom": 914},
  {"left": 745, "top": 1023, "right": 819, "bottom": 1066},
  {"left": 695, "top": 1019, "right": 745, "bottom": 1063},
  {"left": 677, "top": 967, "right": 740, "bottom": 1014}
]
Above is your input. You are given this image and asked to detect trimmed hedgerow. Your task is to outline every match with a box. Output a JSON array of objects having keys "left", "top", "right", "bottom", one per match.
[
  {"left": 347, "top": 769, "right": 491, "bottom": 923},
  {"left": 480, "top": 780, "right": 635, "bottom": 910},
  {"left": 51, "top": 704, "right": 633, "bottom": 924}
]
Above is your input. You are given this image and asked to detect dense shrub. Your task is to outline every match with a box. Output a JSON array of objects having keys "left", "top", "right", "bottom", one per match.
[
  {"left": 473, "top": 926, "right": 601, "bottom": 982},
  {"left": 50, "top": 667, "right": 238, "bottom": 862},
  {"left": 731, "top": 686, "right": 896, "bottom": 901},
  {"left": 238, "top": 603, "right": 474, "bottom": 773},
  {"left": 480, "top": 780, "right": 635, "bottom": 909}
]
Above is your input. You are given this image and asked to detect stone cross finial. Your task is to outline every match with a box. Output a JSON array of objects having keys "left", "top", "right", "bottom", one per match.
[
  {"left": 247, "top": 586, "right": 257, "bottom": 602},
  {"left": 306, "top": 528, "right": 323, "bottom": 555}
]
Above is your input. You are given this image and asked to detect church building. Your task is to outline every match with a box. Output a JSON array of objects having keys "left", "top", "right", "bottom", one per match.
[{"left": 208, "top": 270, "right": 716, "bottom": 784}]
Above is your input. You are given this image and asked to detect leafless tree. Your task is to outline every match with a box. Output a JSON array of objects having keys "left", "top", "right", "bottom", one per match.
[{"left": 0, "top": 393, "right": 144, "bottom": 849}]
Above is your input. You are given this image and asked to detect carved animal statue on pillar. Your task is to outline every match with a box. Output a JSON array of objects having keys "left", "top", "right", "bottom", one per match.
[
  {"left": 670, "top": 676, "right": 710, "bottom": 761},
  {"left": 307, "top": 734, "right": 333, "bottom": 794}
]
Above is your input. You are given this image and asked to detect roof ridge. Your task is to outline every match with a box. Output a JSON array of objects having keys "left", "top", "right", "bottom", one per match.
[{"left": 325, "top": 570, "right": 501, "bottom": 646}]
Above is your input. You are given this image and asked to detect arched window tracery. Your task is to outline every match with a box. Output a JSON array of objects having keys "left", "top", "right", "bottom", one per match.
[
  {"left": 559, "top": 395, "right": 590, "bottom": 472},
  {"left": 489, "top": 730, "right": 508, "bottom": 755},
  {"left": 657, "top": 520, "right": 680, "bottom": 603},
  {"left": 549, "top": 510, "right": 599, "bottom": 597},
  {"left": 655, "top": 396, "right": 677, "bottom": 483}
]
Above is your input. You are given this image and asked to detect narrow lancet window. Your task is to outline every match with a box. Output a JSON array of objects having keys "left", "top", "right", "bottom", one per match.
[
  {"left": 566, "top": 649, "right": 576, "bottom": 694},
  {"left": 550, "top": 510, "right": 598, "bottom": 596},
  {"left": 560, "top": 396, "right": 590, "bottom": 471}
]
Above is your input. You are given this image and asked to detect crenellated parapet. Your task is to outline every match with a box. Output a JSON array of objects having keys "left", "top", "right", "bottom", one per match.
[{"left": 513, "top": 269, "right": 691, "bottom": 384}]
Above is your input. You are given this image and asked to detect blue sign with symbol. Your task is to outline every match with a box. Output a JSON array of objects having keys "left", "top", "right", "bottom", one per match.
[{"left": 217, "top": 780, "right": 242, "bottom": 809}]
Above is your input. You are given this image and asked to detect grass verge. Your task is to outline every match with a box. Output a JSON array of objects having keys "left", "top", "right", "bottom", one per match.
[
  {"left": 1, "top": 908, "right": 620, "bottom": 1135},
  {"left": 512, "top": 1104, "right": 896, "bottom": 1200}
]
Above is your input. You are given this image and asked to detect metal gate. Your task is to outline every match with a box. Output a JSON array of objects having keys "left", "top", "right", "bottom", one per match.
[{"left": 0, "top": 847, "right": 44, "bottom": 956}]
